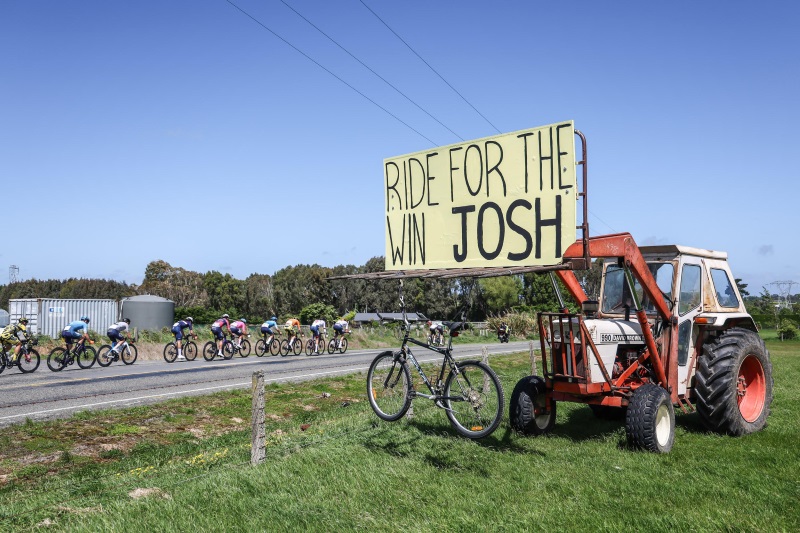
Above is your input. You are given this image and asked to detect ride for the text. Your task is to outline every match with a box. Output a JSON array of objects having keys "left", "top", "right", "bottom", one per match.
[{"left": 384, "top": 121, "right": 577, "bottom": 270}]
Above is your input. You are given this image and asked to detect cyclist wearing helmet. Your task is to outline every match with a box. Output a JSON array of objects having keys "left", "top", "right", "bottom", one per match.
[
  {"left": 62, "top": 316, "right": 92, "bottom": 352},
  {"left": 106, "top": 318, "right": 131, "bottom": 359},
  {"left": 309, "top": 318, "right": 327, "bottom": 355},
  {"left": 229, "top": 318, "right": 248, "bottom": 348},
  {"left": 261, "top": 316, "right": 278, "bottom": 339},
  {"left": 333, "top": 318, "right": 349, "bottom": 338},
  {"left": 284, "top": 317, "right": 301, "bottom": 350},
  {"left": 211, "top": 314, "right": 231, "bottom": 358},
  {"left": 171, "top": 317, "right": 196, "bottom": 361},
  {"left": 0, "top": 317, "right": 32, "bottom": 363}
]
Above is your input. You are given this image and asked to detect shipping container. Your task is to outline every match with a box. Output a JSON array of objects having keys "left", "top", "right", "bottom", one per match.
[
  {"left": 9, "top": 299, "right": 119, "bottom": 338},
  {"left": 0, "top": 309, "right": 9, "bottom": 328}
]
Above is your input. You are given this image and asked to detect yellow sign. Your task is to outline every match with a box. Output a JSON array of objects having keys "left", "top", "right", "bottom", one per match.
[{"left": 384, "top": 121, "right": 577, "bottom": 270}]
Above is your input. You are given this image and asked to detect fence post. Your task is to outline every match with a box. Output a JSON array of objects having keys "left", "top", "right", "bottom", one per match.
[
  {"left": 251, "top": 370, "right": 266, "bottom": 465},
  {"left": 482, "top": 346, "right": 490, "bottom": 392},
  {"left": 529, "top": 341, "right": 536, "bottom": 376}
]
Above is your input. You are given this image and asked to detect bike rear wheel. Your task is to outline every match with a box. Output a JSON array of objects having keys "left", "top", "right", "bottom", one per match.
[
  {"left": 184, "top": 341, "right": 197, "bottom": 361},
  {"left": 269, "top": 339, "right": 280, "bottom": 356},
  {"left": 305, "top": 339, "right": 315, "bottom": 356},
  {"left": 292, "top": 339, "right": 303, "bottom": 356},
  {"left": 222, "top": 341, "right": 234, "bottom": 360},
  {"left": 77, "top": 346, "right": 96, "bottom": 369},
  {"left": 203, "top": 341, "right": 217, "bottom": 361},
  {"left": 98, "top": 345, "right": 115, "bottom": 367},
  {"left": 239, "top": 339, "right": 251, "bottom": 357},
  {"left": 280, "top": 339, "right": 290, "bottom": 356},
  {"left": 327, "top": 339, "right": 336, "bottom": 354},
  {"left": 164, "top": 343, "right": 178, "bottom": 363},
  {"left": 18, "top": 349, "right": 40, "bottom": 373},
  {"left": 47, "top": 347, "right": 67, "bottom": 372},
  {"left": 122, "top": 344, "right": 138, "bottom": 365},
  {"left": 367, "top": 351, "right": 412, "bottom": 421},
  {"left": 444, "top": 361, "right": 504, "bottom": 439},
  {"left": 255, "top": 339, "right": 267, "bottom": 356}
]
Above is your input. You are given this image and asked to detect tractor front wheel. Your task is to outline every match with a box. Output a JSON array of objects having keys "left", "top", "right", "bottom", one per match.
[
  {"left": 625, "top": 383, "right": 675, "bottom": 453},
  {"left": 509, "top": 375, "right": 555, "bottom": 435},
  {"left": 695, "top": 327, "right": 773, "bottom": 436}
]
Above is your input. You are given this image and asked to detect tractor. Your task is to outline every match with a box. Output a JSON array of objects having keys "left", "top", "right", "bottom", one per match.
[{"left": 509, "top": 232, "right": 774, "bottom": 453}]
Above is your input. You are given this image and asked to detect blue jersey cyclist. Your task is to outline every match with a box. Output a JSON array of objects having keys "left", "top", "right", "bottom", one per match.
[
  {"left": 171, "top": 317, "right": 196, "bottom": 361},
  {"left": 62, "top": 316, "right": 92, "bottom": 351},
  {"left": 211, "top": 314, "right": 231, "bottom": 358},
  {"left": 261, "top": 316, "right": 278, "bottom": 341}
]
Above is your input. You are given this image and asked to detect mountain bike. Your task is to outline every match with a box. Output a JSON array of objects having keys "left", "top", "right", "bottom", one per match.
[
  {"left": 255, "top": 332, "right": 281, "bottom": 356},
  {"left": 47, "top": 341, "right": 96, "bottom": 371},
  {"left": 305, "top": 334, "right": 325, "bottom": 356},
  {"left": 367, "top": 287, "right": 504, "bottom": 439},
  {"left": 327, "top": 332, "right": 349, "bottom": 354},
  {"left": 97, "top": 339, "right": 139, "bottom": 367},
  {"left": 0, "top": 338, "right": 41, "bottom": 374},
  {"left": 163, "top": 335, "right": 198, "bottom": 363},
  {"left": 280, "top": 334, "right": 303, "bottom": 356}
]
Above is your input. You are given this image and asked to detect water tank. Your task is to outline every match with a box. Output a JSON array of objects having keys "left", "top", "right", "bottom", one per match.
[
  {"left": 0, "top": 309, "right": 9, "bottom": 328},
  {"left": 120, "top": 295, "right": 174, "bottom": 332}
]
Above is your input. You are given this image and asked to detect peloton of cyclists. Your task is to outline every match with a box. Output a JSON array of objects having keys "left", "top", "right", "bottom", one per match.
[
  {"left": 0, "top": 317, "right": 32, "bottom": 364},
  {"left": 309, "top": 318, "right": 327, "bottom": 355},
  {"left": 171, "top": 317, "right": 196, "bottom": 361},
  {"left": 211, "top": 314, "right": 231, "bottom": 358}
]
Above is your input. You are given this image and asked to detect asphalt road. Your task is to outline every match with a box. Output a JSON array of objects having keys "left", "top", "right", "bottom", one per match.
[{"left": 0, "top": 341, "right": 533, "bottom": 427}]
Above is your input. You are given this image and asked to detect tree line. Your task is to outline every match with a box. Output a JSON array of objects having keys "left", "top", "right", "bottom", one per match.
[{"left": 1, "top": 257, "right": 597, "bottom": 324}]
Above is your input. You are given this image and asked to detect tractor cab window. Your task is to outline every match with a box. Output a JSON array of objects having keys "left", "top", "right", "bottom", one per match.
[
  {"left": 711, "top": 268, "right": 740, "bottom": 308},
  {"left": 679, "top": 264, "right": 702, "bottom": 315},
  {"left": 601, "top": 262, "right": 674, "bottom": 315}
]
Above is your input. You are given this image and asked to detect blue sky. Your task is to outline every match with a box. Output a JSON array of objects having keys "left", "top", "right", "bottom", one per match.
[{"left": 2, "top": 0, "right": 798, "bottom": 295}]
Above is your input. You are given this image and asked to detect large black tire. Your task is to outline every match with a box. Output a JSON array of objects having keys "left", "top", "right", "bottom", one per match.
[
  {"left": 98, "top": 345, "right": 115, "bottom": 367},
  {"left": 18, "top": 349, "right": 40, "bottom": 373},
  {"left": 203, "top": 341, "right": 217, "bottom": 361},
  {"left": 47, "top": 347, "right": 67, "bottom": 372},
  {"left": 163, "top": 343, "right": 178, "bottom": 363},
  {"left": 444, "top": 361, "right": 504, "bottom": 439},
  {"left": 77, "top": 346, "right": 96, "bottom": 369},
  {"left": 367, "top": 351, "right": 412, "bottom": 421},
  {"left": 695, "top": 328, "right": 773, "bottom": 436},
  {"left": 509, "top": 375, "right": 556, "bottom": 435},
  {"left": 184, "top": 341, "right": 197, "bottom": 361},
  {"left": 122, "top": 344, "right": 138, "bottom": 365},
  {"left": 625, "top": 383, "right": 675, "bottom": 453}
]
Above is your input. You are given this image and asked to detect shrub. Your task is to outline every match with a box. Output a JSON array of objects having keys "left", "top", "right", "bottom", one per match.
[
  {"left": 777, "top": 320, "right": 798, "bottom": 340},
  {"left": 299, "top": 303, "right": 338, "bottom": 326}
]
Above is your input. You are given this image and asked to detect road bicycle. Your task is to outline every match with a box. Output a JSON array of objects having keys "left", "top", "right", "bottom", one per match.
[
  {"left": 47, "top": 341, "right": 97, "bottom": 371},
  {"left": 163, "top": 335, "right": 198, "bottom": 363},
  {"left": 327, "top": 332, "right": 349, "bottom": 354},
  {"left": 227, "top": 335, "right": 252, "bottom": 357},
  {"left": 203, "top": 339, "right": 232, "bottom": 361},
  {"left": 0, "top": 338, "right": 41, "bottom": 374},
  {"left": 305, "top": 334, "right": 325, "bottom": 356},
  {"left": 367, "top": 288, "right": 504, "bottom": 439},
  {"left": 280, "top": 334, "right": 303, "bottom": 356},
  {"left": 97, "top": 339, "right": 139, "bottom": 367},
  {"left": 255, "top": 332, "right": 281, "bottom": 356}
]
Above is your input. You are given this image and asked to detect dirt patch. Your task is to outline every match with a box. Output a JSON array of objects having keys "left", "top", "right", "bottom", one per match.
[{"left": 129, "top": 487, "right": 171, "bottom": 500}]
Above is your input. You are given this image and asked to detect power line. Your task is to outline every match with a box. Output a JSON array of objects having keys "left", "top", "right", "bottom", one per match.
[
  {"left": 358, "top": 0, "right": 502, "bottom": 135},
  {"left": 224, "top": 0, "right": 438, "bottom": 146},
  {"left": 279, "top": 0, "right": 465, "bottom": 142}
]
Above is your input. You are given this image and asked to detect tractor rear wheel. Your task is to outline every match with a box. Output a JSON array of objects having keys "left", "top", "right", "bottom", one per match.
[
  {"left": 509, "top": 376, "right": 555, "bottom": 435},
  {"left": 625, "top": 383, "right": 675, "bottom": 453},
  {"left": 695, "top": 327, "right": 773, "bottom": 436}
]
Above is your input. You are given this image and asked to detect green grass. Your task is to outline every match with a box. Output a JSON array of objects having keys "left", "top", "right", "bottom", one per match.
[{"left": 0, "top": 338, "right": 798, "bottom": 531}]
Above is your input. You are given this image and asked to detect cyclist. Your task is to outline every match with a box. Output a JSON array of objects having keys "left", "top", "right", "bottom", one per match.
[
  {"left": 427, "top": 320, "right": 444, "bottom": 345},
  {"left": 106, "top": 318, "right": 131, "bottom": 361},
  {"left": 332, "top": 318, "right": 349, "bottom": 338},
  {"left": 284, "top": 317, "right": 301, "bottom": 350},
  {"left": 62, "top": 316, "right": 92, "bottom": 353},
  {"left": 230, "top": 318, "right": 249, "bottom": 348},
  {"left": 171, "top": 317, "right": 196, "bottom": 361},
  {"left": 261, "top": 316, "right": 279, "bottom": 343},
  {"left": 497, "top": 321, "right": 510, "bottom": 342},
  {"left": 211, "top": 314, "right": 231, "bottom": 358},
  {"left": 0, "top": 317, "right": 32, "bottom": 364},
  {"left": 310, "top": 318, "right": 327, "bottom": 354}
]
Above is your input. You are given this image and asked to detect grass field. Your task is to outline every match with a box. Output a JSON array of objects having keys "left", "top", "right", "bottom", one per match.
[{"left": 0, "top": 335, "right": 797, "bottom": 531}]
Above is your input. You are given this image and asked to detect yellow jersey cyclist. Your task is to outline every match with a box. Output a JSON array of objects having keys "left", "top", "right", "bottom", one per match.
[{"left": 0, "top": 317, "right": 32, "bottom": 363}]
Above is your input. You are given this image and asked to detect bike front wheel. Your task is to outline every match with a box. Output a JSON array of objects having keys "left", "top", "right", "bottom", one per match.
[
  {"left": 18, "top": 349, "right": 41, "bottom": 373},
  {"left": 444, "top": 361, "right": 504, "bottom": 439},
  {"left": 185, "top": 341, "right": 197, "bottom": 361},
  {"left": 98, "top": 345, "right": 115, "bottom": 367},
  {"left": 47, "top": 347, "right": 67, "bottom": 372},
  {"left": 77, "top": 346, "right": 96, "bottom": 369},
  {"left": 367, "top": 351, "right": 412, "bottom": 421},
  {"left": 203, "top": 341, "right": 217, "bottom": 361},
  {"left": 122, "top": 344, "right": 138, "bottom": 365},
  {"left": 339, "top": 337, "right": 348, "bottom": 354}
]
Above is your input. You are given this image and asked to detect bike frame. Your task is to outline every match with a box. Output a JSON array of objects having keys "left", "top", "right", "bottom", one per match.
[{"left": 398, "top": 324, "right": 461, "bottom": 403}]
